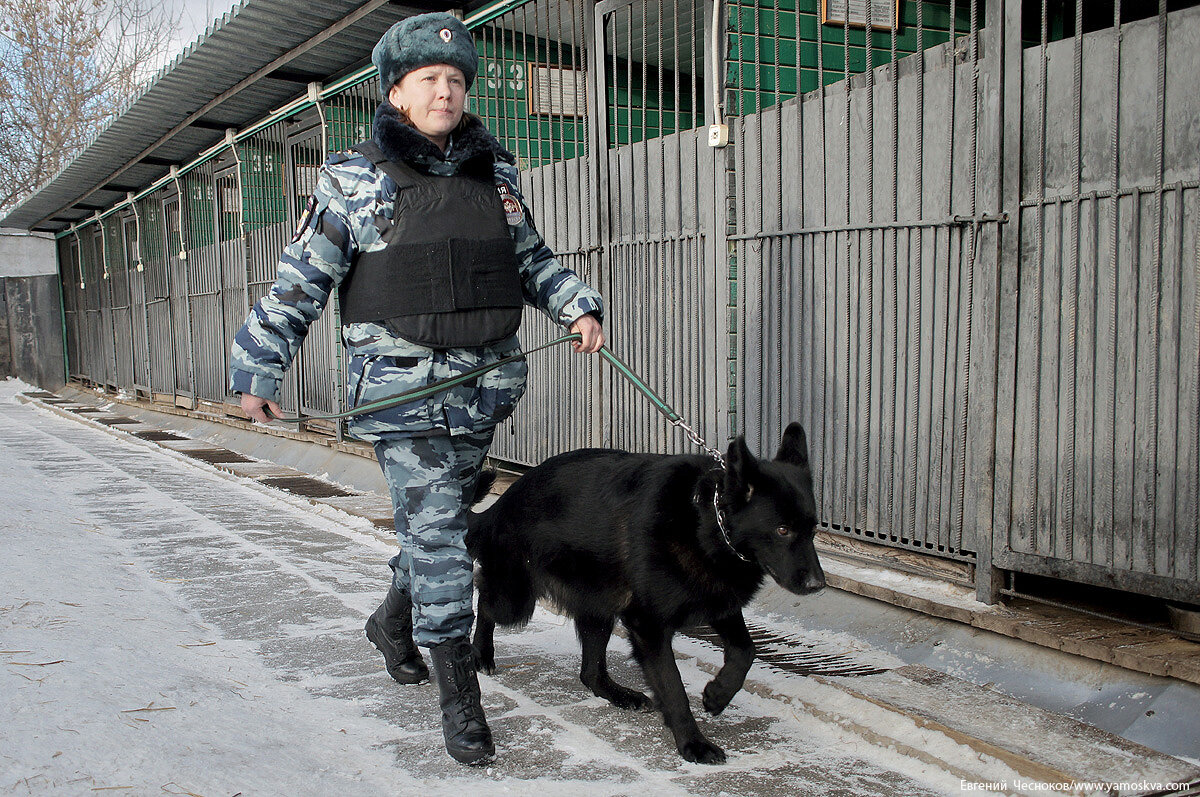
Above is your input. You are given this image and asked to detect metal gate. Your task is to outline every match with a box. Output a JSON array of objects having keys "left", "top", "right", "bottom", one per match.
[
  {"left": 140, "top": 197, "right": 176, "bottom": 396},
  {"left": 475, "top": 0, "right": 603, "bottom": 464},
  {"left": 595, "top": 0, "right": 727, "bottom": 455},
  {"left": 992, "top": 2, "right": 1200, "bottom": 603},
  {"left": 241, "top": 124, "right": 295, "bottom": 414},
  {"left": 732, "top": 0, "right": 1002, "bottom": 574},
  {"left": 216, "top": 162, "right": 247, "bottom": 412},
  {"left": 124, "top": 215, "right": 151, "bottom": 395},
  {"left": 183, "top": 168, "right": 227, "bottom": 403},
  {"left": 164, "top": 195, "right": 195, "bottom": 401},
  {"left": 106, "top": 218, "right": 136, "bottom": 392}
]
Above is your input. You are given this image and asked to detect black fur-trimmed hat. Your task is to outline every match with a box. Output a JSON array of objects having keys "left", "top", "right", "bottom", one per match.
[{"left": 372, "top": 12, "right": 478, "bottom": 97}]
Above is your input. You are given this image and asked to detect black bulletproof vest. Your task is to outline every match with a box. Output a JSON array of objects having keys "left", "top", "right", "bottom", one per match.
[{"left": 338, "top": 140, "right": 523, "bottom": 349}]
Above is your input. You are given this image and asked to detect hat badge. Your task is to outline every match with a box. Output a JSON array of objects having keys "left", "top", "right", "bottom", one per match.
[{"left": 439, "top": 28, "right": 452, "bottom": 42}]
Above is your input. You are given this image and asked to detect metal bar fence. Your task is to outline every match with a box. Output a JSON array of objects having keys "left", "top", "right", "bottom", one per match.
[{"left": 49, "top": 0, "right": 1200, "bottom": 604}]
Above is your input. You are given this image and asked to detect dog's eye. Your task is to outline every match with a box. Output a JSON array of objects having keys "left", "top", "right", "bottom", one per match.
[{"left": 776, "top": 526, "right": 792, "bottom": 537}]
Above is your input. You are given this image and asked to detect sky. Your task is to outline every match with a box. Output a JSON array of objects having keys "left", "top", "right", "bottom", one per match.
[{"left": 150, "top": 0, "right": 240, "bottom": 74}]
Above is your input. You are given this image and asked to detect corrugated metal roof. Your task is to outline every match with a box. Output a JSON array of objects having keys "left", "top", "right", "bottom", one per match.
[{"left": 1, "top": 0, "right": 457, "bottom": 232}]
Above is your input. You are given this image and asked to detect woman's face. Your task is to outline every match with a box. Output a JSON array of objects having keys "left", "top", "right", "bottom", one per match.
[{"left": 388, "top": 64, "right": 467, "bottom": 150}]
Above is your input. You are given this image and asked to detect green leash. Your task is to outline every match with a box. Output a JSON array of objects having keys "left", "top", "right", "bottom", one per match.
[
  {"left": 265, "top": 333, "right": 582, "bottom": 423},
  {"left": 264, "top": 332, "right": 724, "bottom": 463}
]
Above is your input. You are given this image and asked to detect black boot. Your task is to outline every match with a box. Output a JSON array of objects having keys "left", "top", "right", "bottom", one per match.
[
  {"left": 428, "top": 637, "right": 495, "bottom": 765},
  {"left": 364, "top": 584, "right": 428, "bottom": 684}
]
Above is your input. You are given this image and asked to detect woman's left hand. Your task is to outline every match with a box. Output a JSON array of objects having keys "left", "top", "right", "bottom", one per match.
[{"left": 569, "top": 314, "right": 605, "bottom": 354}]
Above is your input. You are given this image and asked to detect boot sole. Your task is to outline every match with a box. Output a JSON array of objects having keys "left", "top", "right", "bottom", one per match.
[{"left": 447, "top": 747, "right": 495, "bottom": 766}]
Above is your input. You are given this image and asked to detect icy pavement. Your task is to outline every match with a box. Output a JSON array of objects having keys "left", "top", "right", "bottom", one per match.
[{"left": 0, "top": 382, "right": 964, "bottom": 796}]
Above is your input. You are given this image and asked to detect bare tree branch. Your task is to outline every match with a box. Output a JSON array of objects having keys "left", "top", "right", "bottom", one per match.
[{"left": 0, "top": 0, "right": 182, "bottom": 215}]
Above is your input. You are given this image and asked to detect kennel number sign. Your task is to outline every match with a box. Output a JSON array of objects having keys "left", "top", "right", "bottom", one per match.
[{"left": 822, "top": 0, "right": 899, "bottom": 30}]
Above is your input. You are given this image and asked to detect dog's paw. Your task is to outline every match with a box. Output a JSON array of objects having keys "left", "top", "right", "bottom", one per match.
[
  {"left": 678, "top": 737, "right": 726, "bottom": 765},
  {"left": 471, "top": 645, "right": 496, "bottom": 675},
  {"left": 608, "top": 688, "right": 653, "bottom": 711},
  {"left": 702, "top": 682, "right": 734, "bottom": 715}
]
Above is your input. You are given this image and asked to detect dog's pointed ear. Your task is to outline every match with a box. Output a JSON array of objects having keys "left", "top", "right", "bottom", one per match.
[
  {"left": 725, "top": 435, "right": 758, "bottom": 495},
  {"left": 775, "top": 422, "right": 810, "bottom": 469}
]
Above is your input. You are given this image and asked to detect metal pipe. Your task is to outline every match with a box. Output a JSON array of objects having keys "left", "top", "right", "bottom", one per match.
[
  {"left": 841, "top": 1, "right": 852, "bottom": 531},
  {"left": 1061, "top": 0, "right": 1085, "bottom": 558},
  {"left": 907, "top": 0, "right": 927, "bottom": 545},
  {"left": 710, "top": 0, "right": 723, "bottom": 124},
  {"left": 131, "top": 199, "right": 152, "bottom": 393},
  {"left": 887, "top": 0, "right": 900, "bottom": 536},
  {"left": 861, "top": 0, "right": 876, "bottom": 534}
]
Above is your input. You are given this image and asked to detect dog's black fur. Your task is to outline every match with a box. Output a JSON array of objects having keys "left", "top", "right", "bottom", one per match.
[{"left": 466, "top": 422, "right": 824, "bottom": 764}]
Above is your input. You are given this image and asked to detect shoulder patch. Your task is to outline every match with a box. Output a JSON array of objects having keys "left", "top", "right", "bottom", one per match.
[{"left": 496, "top": 183, "right": 523, "bottom": 226}]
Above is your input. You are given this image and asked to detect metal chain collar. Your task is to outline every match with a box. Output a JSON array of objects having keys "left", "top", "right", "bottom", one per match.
[
  {"left": 674, "top": 423, "right": 751, "bottom": 565},
  {"left": 667, "top": 420, "right": 748, "bottom": 564},
  {"left": 713, "top": 487, "right": 752, "bottom": 564}
]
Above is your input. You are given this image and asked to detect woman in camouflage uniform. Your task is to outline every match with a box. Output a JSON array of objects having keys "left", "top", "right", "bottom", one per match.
[{"left": 229, "top": 12, "right": 604, "bottom": 766}]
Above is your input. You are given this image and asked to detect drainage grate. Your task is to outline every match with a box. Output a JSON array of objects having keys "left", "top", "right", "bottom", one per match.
[
  {"left": 23, "top": 391, "right": 60, "bottom": 399},
  {"left": 182, "top": 448, "right": 255, "bottom": 464},
  {"left": 134, "top": 430, "right": 189, "bottom": 442},
  {"left": 93, "top": 416, "right": 141, "bottom": 426},
  {"left": 68, "top": 407, "right": 105, "bottom": 414},
  {"left": 683, "top": 621, "right": 891, "bottom": 678},
  {"left": 259, "top": 476, "right": 353, "bottom": 498}
]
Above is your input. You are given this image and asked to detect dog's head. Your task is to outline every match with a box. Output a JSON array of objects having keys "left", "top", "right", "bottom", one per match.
[{"left": 722, "top": 422, "right": 825, "bottom": 595}]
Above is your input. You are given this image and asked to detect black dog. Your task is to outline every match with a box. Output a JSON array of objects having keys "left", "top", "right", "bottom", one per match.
[{"left": 466, "top": 422, "right": 825, "bottom": 764}]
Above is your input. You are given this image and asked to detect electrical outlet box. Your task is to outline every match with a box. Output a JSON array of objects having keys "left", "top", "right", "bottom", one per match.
[{"left": 708, "top": 124, "right": 730, "bottom": 148}]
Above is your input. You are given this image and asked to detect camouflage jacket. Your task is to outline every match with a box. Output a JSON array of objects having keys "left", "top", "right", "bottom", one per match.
[{"left": 229, "top": 107, "right": 603, "bottom": 440}]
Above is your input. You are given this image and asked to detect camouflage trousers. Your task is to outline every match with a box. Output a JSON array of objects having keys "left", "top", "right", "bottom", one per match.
[{"left": 373, "top": 428, "right": 495, "bottom": 647}]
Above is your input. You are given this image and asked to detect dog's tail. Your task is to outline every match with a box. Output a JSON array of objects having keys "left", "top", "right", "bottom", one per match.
[
  {"left": 466, "top": 470, "right": 538, "bottom": 628},
  {"left": 471, "top": 467, "right": 498, "bottom": 506}
]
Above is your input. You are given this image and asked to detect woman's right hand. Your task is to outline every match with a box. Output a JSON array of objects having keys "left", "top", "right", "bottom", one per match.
[{"left": 240, "top": 392, "right": 284, "bottom": 424}]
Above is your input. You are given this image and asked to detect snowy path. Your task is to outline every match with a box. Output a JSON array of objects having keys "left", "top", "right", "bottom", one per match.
[{"left": 0, "top": 382, "right": 959, "bottom": 796}]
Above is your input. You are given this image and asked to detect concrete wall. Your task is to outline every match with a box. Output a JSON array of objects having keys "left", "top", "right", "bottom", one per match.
[{"left": 0, "top": 229, "right": 65, "bottom": 388}]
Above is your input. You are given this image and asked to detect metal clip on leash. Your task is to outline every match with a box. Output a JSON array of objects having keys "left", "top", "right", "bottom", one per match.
[{"left": 672, "top": 417, "right": 726, "bottom": 469}]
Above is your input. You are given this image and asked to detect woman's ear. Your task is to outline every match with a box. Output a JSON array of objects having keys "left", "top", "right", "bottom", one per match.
[{"left": 387, "top": 83, "right": 404, "bottom": 110}]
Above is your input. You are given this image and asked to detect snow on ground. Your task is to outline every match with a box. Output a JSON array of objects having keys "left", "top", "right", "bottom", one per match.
[{"left": 0, "top": 379, "right": 967, "bottom": 796}]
